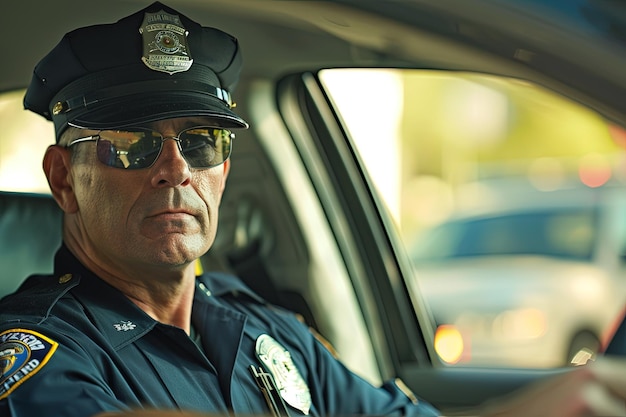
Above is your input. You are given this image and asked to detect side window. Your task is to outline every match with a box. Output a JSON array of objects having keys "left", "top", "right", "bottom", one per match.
[
  {"left": 0, "top": 89, "right": 52, "bottom": 193},
  {"left": 319, "top": 69, "right": 626, "bottom": 369}
]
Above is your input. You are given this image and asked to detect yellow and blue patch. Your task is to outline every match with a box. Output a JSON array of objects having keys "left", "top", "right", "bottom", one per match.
[{"left": 0, "top": 329, "right": 58, "bottom": 399}]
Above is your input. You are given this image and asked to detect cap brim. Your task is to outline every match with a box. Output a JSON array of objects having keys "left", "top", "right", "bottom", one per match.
[{"left": 68, "top": 91, "right": 248, "bottom": 131}]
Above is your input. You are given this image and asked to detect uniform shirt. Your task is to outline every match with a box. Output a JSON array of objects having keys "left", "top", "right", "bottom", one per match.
[{"left": 0, "top": 245, "right": 440, "bottom": 417}]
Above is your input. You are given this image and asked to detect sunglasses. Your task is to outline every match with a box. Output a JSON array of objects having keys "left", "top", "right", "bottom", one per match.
[{"left": 66, "top": 126, "right": 234, "bottom": 170}]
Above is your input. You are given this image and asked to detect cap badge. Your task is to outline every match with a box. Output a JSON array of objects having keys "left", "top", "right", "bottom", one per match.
[
  {"left": 139, "top": 10, "right": 193, "bottom": 75},
  {"left": 256, "top": 334, "right": 312, "bottom": 415}
]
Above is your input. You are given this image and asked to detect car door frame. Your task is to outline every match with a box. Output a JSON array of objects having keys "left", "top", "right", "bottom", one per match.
[{"left": 276, "top": 70, "right": 576, "bottom": 413}]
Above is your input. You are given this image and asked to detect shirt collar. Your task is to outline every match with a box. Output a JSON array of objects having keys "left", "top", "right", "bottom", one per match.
[
  {"left": 55, "top": 245, "right": 265, "bottom": 350},
  {"left": 195, "top": 271, "right": 265, "bottom": 303},
  {"left": 55, "top": 245, "right": 158, "bottom": 349}
]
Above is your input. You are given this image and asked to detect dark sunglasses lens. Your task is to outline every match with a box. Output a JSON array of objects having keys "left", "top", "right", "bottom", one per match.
[
  {"left": 178, "top": 127, "right": 232, "bottom": 168},
  {"left": 94, "top": 127, "right": 232, "bottom": 169},
  {"left": 96, "top": 130, "right": 161, "bottom": 169}
]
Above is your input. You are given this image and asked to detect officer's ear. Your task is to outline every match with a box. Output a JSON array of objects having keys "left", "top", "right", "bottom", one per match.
[
  {"left": 220, "top": 158, "right": 230, "bottom": 194},
  {"left": 43, "top": 144, "right": 79, "bottom": 214}
]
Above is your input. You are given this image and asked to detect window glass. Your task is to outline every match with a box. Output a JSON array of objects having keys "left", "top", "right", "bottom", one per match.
[
  {"left": 411, "top": 209, "right": 596, "bottom": 262},
  {"left": 319, "top": 69, "right": 626, "bottom": 369},
  {"left": 0, "top": 89, "right": 53, "bottom": 193}
]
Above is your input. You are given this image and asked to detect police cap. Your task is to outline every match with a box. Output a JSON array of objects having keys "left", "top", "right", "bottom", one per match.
[{"left": 24, "top": 1, "right": 248, "bottom": 140}]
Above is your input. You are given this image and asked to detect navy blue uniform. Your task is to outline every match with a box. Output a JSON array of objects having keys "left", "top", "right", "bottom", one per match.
[{"left": 0, "top": 245, "right": 440, "bottom": 416}]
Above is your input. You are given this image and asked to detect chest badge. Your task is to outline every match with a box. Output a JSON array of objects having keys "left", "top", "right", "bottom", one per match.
[
  {"left": 256, "top": 334, "right": 311, "bottom": 415},
  {"left": 139, "top": 10, "right": 193, "bottom": 74}
]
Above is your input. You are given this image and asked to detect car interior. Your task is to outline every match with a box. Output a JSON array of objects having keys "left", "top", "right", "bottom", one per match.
[{"left": 3, "top": 0, "right": 626, "bottom": 414}]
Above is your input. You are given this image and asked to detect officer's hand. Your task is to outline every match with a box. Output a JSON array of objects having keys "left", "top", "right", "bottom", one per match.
[{"left": 477, "top": 356, "right": 626, "bottom": 417}]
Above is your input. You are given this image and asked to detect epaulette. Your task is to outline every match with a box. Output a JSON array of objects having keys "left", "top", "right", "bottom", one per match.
[{"left": 0, "top": 273, "right": 80, "bottom": 323}]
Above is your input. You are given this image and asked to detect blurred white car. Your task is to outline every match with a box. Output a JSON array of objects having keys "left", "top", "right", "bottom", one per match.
[{"left": 411, "top": 185, "right": 626, "bottom": 368}]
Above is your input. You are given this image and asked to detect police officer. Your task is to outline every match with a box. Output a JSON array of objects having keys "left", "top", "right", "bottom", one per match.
[
  {"left": 0, "top": 2, "right": 439, "bottom": 416},
  {"left": 2, "top": 2, "right": 626, "bottom": 417}
]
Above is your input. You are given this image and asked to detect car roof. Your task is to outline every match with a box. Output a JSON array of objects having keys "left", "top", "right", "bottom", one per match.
[
  {"left": 437, "top": 179, "right": 626, "bottom": 222},
  {"left": 4, "top": 0, "right": 626, "bottom": 128}
]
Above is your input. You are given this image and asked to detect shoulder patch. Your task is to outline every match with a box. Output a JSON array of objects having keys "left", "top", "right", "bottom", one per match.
[{"left": 0, "top": 329, "right": 58, "bottom": 399}]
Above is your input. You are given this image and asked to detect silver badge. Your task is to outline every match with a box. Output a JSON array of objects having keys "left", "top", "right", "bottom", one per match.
[
  {"left": 256, "top": 334, "right": 312, "bottom": 415},
  {"left": 139, "top": 10, "right": 193, "bottom": 74}
]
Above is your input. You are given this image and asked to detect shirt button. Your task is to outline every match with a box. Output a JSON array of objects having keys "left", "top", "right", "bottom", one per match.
[{"left": 58, "top": 274, "right": 73, "bottom": 284}]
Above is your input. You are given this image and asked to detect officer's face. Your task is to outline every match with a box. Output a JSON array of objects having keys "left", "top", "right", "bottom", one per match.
[{"left": 50, "top": 117, "right": 230, "bottom": 276}]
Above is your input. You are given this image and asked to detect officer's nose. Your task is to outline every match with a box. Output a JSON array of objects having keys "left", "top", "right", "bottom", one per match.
[{"left": 150, "top": 138, "right": 192, "bottom": 188}]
